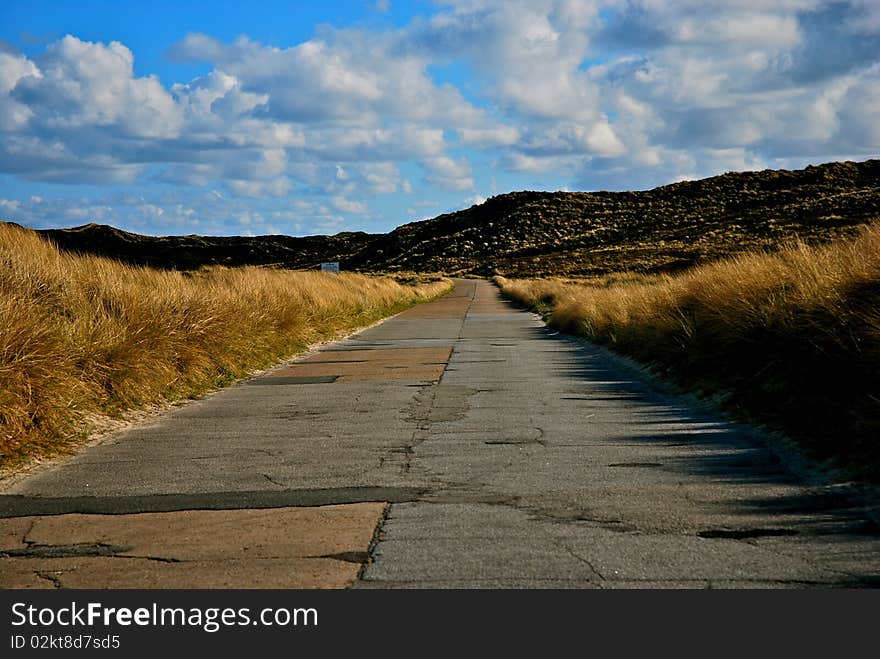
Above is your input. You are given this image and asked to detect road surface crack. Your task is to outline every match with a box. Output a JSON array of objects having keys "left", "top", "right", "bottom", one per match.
[
  {"left": 559, "top": 543, "right": 606, "bottom": 581},
  {"left": 398, "top": 384, "right": 440, "bottom": 475},
  {"left": 114, "top": 554, "right": 182, "bottom": 563},
  {"left": 21, "top": 518, "right": 37, "bottom": 547},
  {"left": 34, "top": 571, "right": 63, "bottom": 588},
  {"left": 534, "top": 425, "right": 547, "bottom": 447},
  {"left": 261, "top": 473, "right": 285, "bottom": 488}
]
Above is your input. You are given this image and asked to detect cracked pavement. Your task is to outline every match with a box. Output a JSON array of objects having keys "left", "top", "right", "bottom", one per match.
[{"left": 2, "top": 279, "right": 879, "bottom": 588}]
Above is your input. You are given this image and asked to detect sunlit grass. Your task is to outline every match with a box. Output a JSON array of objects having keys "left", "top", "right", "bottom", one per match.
[{"left": 0, "top": 223, "right": 450, "bottom": 468}]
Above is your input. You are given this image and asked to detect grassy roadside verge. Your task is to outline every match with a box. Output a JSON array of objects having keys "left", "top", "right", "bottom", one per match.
[
  {"left": 0, "top": 223, "right": 451, "bottom": 469},
  {"left": 495, "top": 223, "right": 880, "bottom": 481}
]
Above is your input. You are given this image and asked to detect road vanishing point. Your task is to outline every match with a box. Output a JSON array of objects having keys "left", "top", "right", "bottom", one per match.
[{"left": 1, "top": 279, "right": 878, "bottom": 588}]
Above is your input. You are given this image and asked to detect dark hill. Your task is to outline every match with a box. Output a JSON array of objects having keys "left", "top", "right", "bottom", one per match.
[
  {"left": 9, "top": 159, "right": 880, "bottom": 276},
  {"left": 36, "top": 223, "right": 376, "bottom": 271},
  {"left": 345, "top": 159, "right": 880, "bottom": 276}
]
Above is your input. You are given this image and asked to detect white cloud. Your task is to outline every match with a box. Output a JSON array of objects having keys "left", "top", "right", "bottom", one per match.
[
  {"left": 0, "top": 198, "right": 21, "bottom": 213},
  {"left": 456, "top": 125, "right": 520, "bottom": 147},
  {"left": 19, "top": 35, "right": 182, "bottom": 138},
  {"left": 331, "top": 196, "right": 368, "bottom": 214},
  {"left": 518, "top": 121, "right": 626, "bottom": 158},
  {"left": 835, "top": 64, "right": 880, "bottom": 148},
  {"left": 2, "top": 2, "right": 880, "bottom": 232},
  {"left": 304, "top": 124, "right": 446, "bottom": 161},
  {"left": 0, "top": 36, "right": 182, "bottom": 183},
  {"left": 172, "top": 31, "right": 485, "bottom": 131},
  {"left": 226, "top": 176, "right": 293, "bottom": 198},
  {"left": 0, "top": 31, "right": 492, "bottom": 194},
  {"left": 674, "top": 12, "right": 802, "bottom": 48},
  {"left": 0, "top": 52, "right": 39, "bottom": 131},
  {"left": 421, "top": 155, "right": 475, "bottom": 190},
  {"left": 361, "top": 162, "right": 404, "bottom": 193},
  {"left": 167, "top": 32, "right": 227, "bottom": 62},
  {"left": 0, "top": 52, "right": 38, "bottom": 93},
  {"left": 408, "top": 1, "right": 602, "bottom": 123},
  {"left": 501, "top": 152, "right": 581, "bottom": 174},
  {"left": 172, "top": 70, "right": 266, "bottom": 118}
]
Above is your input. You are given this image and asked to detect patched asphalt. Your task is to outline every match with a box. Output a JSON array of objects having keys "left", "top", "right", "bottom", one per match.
[{"left": 2, "top": 279, "right": 879, "bottom": 588}]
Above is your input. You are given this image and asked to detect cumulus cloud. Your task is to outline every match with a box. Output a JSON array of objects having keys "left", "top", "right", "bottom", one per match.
[
  {"left": 422, "top": 0, "right": 877, "bottom": 186},
  {"left": 331, "top": 196, "right": 369, "bottom": 214},
  {"left": 170, "top": 31, "right": 487, "bottom": 129},
  {"left": 456, "top": 125, "right": 520, "bottom": 147},
  {"left": 403, "top": 0, "right": 604, "bottom": 134},
  {"left": 226, "top": 176, "right": 293, "bottom": 198},
  {"left": 16, "top": 36, "right": 182, "bottom": 138},
  {"left": 172, "top": 70, "right": 269, "bottom": 125},
  {"left": 0, "top": 52, "right": 39, "bottom": 131},
  {"left": 0, "top": 32, "right": 494, "bottom": 194},
  {"left": 0, "top": 36, "right": 183, "bottom": 183},
  {"left": 570, "top": 0, "right": 880, "bottom": 184},
  {"left": 421, "top": 155, "right": 475, "bottom": 191},
  {"left": 1, "top": 1, "right": 879, "bottom": 234},
  {"left": 361, "top": 162, "right": 409, "bottom": 194}
]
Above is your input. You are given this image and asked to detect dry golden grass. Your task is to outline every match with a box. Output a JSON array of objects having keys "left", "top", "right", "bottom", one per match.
[
  {"left": 0, "top": 223, "right": 450, "bottom": 468},
  {"left": 497, "top": 224, "right": 880, "bottom": 479}
]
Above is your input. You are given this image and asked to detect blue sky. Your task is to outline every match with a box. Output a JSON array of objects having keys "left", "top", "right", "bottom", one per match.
[{"left": 0, "top": 1, "right": 878, "bottom": 236}]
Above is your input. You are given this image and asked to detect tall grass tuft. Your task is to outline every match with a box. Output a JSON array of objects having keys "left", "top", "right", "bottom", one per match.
[
  {"left": 496, "top": 224, "right": 880, "bottom": 480},
  {"left": 0, "top": 223, "right": 450, "bottom": 468}
]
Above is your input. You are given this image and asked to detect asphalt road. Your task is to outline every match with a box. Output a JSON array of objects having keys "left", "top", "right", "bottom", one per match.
[{"left": 2, "top": 279, "right": 878, "bottom": 588}]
